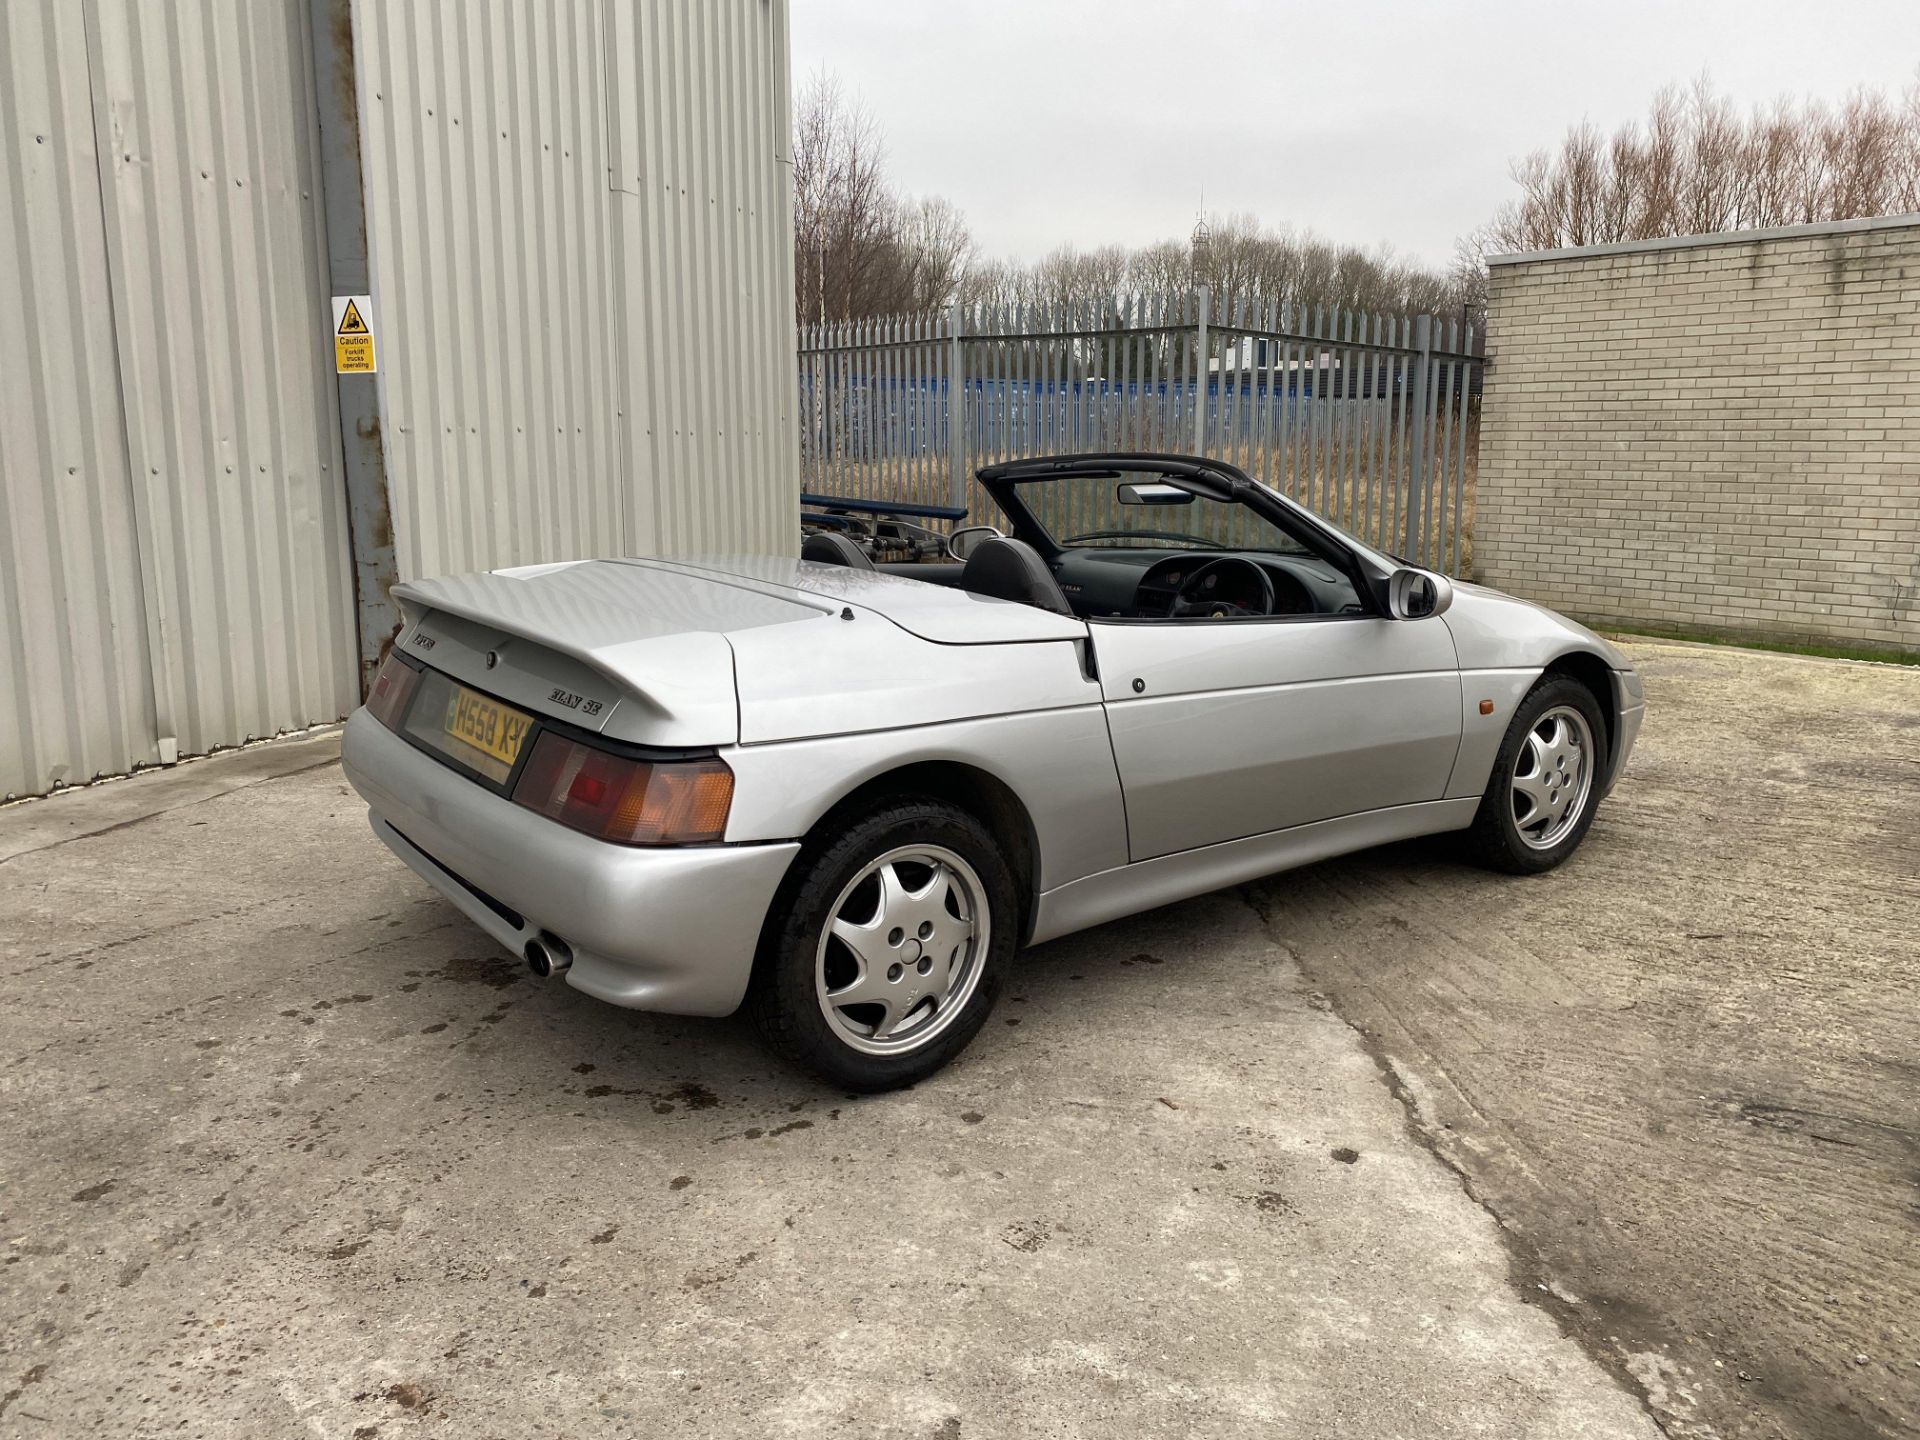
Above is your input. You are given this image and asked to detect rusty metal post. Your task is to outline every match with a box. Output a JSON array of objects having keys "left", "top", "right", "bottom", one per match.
[{"left": 309, "top": 0, "right": 397, "bottom": 695}]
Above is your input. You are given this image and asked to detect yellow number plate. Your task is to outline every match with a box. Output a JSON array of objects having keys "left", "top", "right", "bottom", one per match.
[{"left": 444, "top": 685, "right": 532, "bottom": 768}]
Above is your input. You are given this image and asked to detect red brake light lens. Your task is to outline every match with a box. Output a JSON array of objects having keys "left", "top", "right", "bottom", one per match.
[
  {"left": 511, "top": 733, "right": 733, "bottom": 845},
  {"left": 365, "top": 651, "right": 421, "bottom": 730}
]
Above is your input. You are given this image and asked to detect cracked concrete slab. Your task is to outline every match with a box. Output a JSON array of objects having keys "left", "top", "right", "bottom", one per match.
[
  {"left": 1251, "top": 640, "right": 1920, "bottom": 1440},
  {"left": 0, "top": 729, "right": 344, "bottom": 866},
  {"left": 0, "top": 729, "right": 1662, "bottom": 1438}
]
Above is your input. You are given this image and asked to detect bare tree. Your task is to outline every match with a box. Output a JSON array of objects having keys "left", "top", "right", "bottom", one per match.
[
  {"left": 791, "top": 72, "right": 848, "bottom": 323},
  {"left": 795, "top": 69, "right": 1476, "bottom": 328},
  {"left": 1180, "top": 213, "right": 1470, "bottom": 319},
  {"left": 1449, "top": 235, "right": 1490, "bottom": 327},
  {"left": 954, "top": 215, "right": 1470, "bottom": 323},
  {"left": 792, "top": 73, "right": 975, "bottom": 322},
  {"left": 1125, "top": 239, "right": 1193, "bottom": 296},
  {"left": 955, "top": 244, "right": 1132, "bottom": 316},
  {"left": 1482, "top": 72, "right": 1920, "bottom": 256},
  {"left": 897, "top": 196, "right": 974, "bottom": 310},
  {"left": 791, "top": 73, "right": 910, "bottom": 322}
]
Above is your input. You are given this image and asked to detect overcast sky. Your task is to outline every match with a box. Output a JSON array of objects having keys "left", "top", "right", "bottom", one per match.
[{"left": 790, "top": 0, "right": 1920, "bottom": 271}]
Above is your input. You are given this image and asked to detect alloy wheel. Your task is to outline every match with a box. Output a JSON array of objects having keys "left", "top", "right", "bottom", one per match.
[
  {"left": 1511, "top": 704, "right": 1595, "bottom": 850},
  {"left": 814, "top": 845, "right": 989, "bottom": 1055}
]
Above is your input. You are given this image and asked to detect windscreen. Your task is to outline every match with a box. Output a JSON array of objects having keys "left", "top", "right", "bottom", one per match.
[{"left": 1011, "top": 472, "right": 1311, "bottom": 555}]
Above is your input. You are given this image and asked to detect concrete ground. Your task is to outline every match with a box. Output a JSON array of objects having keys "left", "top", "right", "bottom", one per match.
[
  {"left": 1250, "top": 639, "right": 1920, "bottom": 1440},
  {"left": 0, "top": 639, "right": 1910, "bottom": 1439}
]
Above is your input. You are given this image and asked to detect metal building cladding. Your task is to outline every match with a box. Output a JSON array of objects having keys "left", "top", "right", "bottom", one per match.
[{"left": 0, "top": 0, "right": 801, "bottom": 800}]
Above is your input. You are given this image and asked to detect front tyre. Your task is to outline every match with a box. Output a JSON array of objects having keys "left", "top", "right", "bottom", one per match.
[
  {"left": 1464, "top": 676, "right": 1608, "bottom": 874},
  {"left": 748, "top": 798, "right": 1015, "bottom": 1091}
]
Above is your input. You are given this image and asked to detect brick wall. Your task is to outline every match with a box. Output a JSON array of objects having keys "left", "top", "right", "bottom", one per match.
[{"left": 1477, "top": 217, "right": 1920, "bottom": 656}]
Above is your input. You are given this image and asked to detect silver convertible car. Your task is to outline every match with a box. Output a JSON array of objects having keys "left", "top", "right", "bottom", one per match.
[{"left": 343, "top": 454, "right": 1643, "bottom": 1089}]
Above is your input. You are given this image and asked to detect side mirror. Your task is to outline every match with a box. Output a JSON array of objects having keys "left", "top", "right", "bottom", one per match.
[
  {"left": 946, "top": 524, "right": 1003, "bottom": 562},
  {"left": 1387, "top": 567, "right": 1453, "bottom": 620}
]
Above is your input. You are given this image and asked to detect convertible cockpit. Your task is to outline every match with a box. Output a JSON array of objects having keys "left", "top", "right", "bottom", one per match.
[
  {"left": 805, "top": 456, "right": 1392, "bottom": 622},
  {"left": 954, "top": 456, "right": 1377, "bottom": 622},
  {"left": 1052, "top": 548, "right": 1360, "bottom": 620}
]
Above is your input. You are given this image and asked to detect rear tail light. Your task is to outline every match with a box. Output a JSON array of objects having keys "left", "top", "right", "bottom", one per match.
[
  {"left": 512, "top": 732, "right": 733, "bottom": 845},
  {"left": 366, "top": 651, "right": 421, "bottom": 729}
]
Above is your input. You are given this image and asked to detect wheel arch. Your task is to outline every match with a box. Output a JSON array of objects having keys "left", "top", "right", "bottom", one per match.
[
  {"left": 1540, "top": 649, "right": 1616, "bottom": 767},
  {"left": 808, "top": 761, "right": 1042, "bottom": 942}
]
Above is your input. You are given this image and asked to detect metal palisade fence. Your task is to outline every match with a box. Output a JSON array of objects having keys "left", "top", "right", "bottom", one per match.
[{"left": 797, "top": 289, "right": 1483, "bottom": 575}]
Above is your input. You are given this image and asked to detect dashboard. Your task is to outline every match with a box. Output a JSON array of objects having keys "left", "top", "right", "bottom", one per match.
[{"left": 1051, "top": 548, "right": 1365, "bottom": 619}]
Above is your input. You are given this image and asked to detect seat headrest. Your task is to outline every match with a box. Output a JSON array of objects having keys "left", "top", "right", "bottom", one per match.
[
  {"left": 801, "top": 530, "right": 875, "bottom": 570},
  {"left": 959, "top": 537, "right": 1074, "bottom": 616}
]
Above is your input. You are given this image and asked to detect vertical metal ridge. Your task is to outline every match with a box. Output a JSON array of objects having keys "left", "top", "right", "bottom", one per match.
[
  {"left": 6, "top": 0, "right": 796, "bottom": 797},
  {"left": 1, "top": 0, "right": 156, "bottom": 795},
  {"left": 4, "top": 0, "right": 356, "bottom": 799},
  {"left": 358, "top": 0, "right": 795, "bottom": 581},
  {"left": 302, "top": 1, "right": 364, "bottom": 696}
]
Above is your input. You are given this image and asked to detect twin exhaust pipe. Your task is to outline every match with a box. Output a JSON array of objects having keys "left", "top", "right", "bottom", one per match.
[{"left": 524, "top": 932, "right": 574, "bottom": 978}]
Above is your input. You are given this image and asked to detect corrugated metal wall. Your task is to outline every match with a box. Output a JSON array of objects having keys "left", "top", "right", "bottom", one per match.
[
  {"left": 354, "top": 0, "right": 798, "bottom": 580},
  {"left": 1, "top": 0, "right": 158, "bottom": 793},
  {"left": 89, "top": 0, "right": 359, "bottom": 757},
  {"left": 605, "top": 0, "right": 799, "bottom": 557},
  {"left": 1, "top": 0, "right": 796, "bottom": 799},
  {"left": 1, "top": 0, "right": 359, "bottom": 799}
]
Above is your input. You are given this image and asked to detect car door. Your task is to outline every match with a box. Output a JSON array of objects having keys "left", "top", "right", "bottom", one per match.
[{"left": 1091, "top": 613, "right": 1462, "bottom": 861}]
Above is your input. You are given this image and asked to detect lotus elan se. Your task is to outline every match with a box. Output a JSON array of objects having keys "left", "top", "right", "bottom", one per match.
[{"left": 343, "top": 454, "right": 1643, "bottom": 1089}]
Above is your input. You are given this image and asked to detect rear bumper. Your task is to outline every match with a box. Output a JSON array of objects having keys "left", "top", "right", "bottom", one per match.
[{"left": 341, "top": 710, "right": 798, "bottom": 1016}]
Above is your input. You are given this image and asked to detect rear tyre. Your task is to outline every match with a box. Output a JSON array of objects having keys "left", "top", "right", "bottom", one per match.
[
  {"left": 748, "top": 797, "right": 1016, "bottom": 1091},
  {"left": 1464, "top": 676, "right": 1608, "bottom": 874}
]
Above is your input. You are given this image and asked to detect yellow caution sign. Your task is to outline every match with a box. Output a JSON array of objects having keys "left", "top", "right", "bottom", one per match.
[{"left": 331, "top": 293, "right": 376, "bottom": 373}]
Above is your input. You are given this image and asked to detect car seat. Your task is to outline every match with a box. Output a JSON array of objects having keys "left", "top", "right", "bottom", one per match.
[
  {"left": 801, "top": 531, "right": 875, "bottom": 570},
  {"left": 958, "top": 537, "right": 1074, "bottom": 616}
]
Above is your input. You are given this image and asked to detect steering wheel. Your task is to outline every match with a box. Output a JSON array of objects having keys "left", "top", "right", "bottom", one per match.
[{"left": 1167, "top": 557, "right": 1275, "bottom": 619}]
